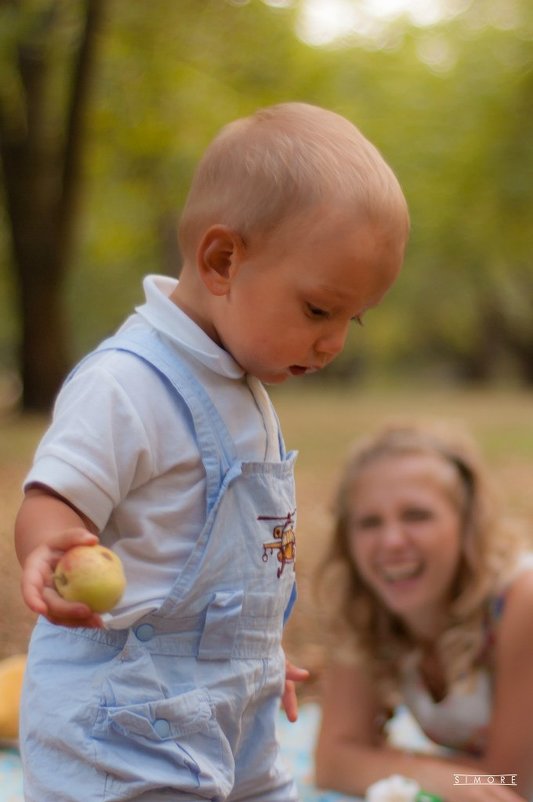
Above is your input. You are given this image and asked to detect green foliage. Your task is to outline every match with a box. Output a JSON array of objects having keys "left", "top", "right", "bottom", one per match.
[{"left": 1, "top": 0, "right": 532, "bottom": 379}]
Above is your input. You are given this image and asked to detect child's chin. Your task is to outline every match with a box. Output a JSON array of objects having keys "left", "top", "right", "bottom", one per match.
[
  {"left": 258, "top": 369, "right": 292, "bottom": 384},
  {"left": 264, "top": 377, "right": 290, "bottom": 386}
]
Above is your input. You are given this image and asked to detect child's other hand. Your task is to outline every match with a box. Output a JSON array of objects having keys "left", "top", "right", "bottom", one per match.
[
  {"left": 21, "top": 528, "right": 104, "bottom": 628},
  {"left": 282, "top": 659, "right": 310, "bottom": 722}
]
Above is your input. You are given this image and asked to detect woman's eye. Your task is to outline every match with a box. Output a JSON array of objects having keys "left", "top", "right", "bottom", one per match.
[
  {"left": 403, "top": 508, "right": 433, "bottom": 523},
  {"left": 353, "top": 515, "right": 381, "bottom": 531}
]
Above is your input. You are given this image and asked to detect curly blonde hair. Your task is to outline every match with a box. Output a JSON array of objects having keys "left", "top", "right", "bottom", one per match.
[{"left": 320, "top": 421, "right": 525, "bottom": 707}]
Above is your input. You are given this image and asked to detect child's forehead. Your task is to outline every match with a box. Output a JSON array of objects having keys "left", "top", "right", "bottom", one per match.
[
  {"left": 284, "top": 202, "right": 405, "bottom": 250},
  {"left": 271, "top": 203, "right": 366, "bottom": 245}
]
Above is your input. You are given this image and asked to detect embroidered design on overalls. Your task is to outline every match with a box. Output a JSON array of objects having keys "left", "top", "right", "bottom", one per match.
[{"left": 259, "top": 510, "right": 296, "bottom": 577}]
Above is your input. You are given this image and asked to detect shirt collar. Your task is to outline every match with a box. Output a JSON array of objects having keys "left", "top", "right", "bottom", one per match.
[{"left": 135, "top": 274, "right": 245, "bottom": 379}]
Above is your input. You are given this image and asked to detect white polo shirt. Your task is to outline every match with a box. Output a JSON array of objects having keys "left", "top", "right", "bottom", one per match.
[{"left": 25, "top": 275, "right": 282, "bottom": 627}]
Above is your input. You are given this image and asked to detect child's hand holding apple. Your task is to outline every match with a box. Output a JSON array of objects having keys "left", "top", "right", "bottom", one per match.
[{"left": 21, "top": 528, "right": 125, "bottom": 628}]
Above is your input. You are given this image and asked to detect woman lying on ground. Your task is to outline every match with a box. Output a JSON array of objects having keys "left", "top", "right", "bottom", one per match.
[{"left": 315, "top": 422, "right": 533, "bottom": 801}]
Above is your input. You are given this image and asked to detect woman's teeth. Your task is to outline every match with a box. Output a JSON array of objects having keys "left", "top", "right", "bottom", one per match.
[{"left": 381, "top": 562, "right": 422, "bottom": 582}]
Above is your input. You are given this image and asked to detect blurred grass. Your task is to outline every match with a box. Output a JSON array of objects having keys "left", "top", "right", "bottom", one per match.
[
  {"left": 275, "top": 383, "right": 533, "bottom": 462},
  {"left": 2, "top": 384, "right": 533, "bottom": 678}
]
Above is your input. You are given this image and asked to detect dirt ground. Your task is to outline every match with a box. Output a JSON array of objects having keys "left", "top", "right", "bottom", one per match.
[{"left": 0, "top": 452, "right": 37, "bottom": 659}]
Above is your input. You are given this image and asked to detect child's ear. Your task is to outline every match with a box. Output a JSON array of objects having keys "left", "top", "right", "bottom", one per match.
[{"left": 197, "top": 225, "right": 245, "bottom": 296}]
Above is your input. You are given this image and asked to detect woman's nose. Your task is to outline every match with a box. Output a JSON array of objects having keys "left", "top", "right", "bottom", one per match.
[{"left": 379, "top": 523, "right": 408, "bottom": 549}]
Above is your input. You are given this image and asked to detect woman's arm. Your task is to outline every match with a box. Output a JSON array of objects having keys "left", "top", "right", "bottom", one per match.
[
  {"left": 15, "top": 486, "right": 103, "bottom": 627},
  {"left": 481, "top": 569, "right": 533, "bottom": 797},
  {"left": 315, "top": 661, "right": 525, "bottom": 802}
]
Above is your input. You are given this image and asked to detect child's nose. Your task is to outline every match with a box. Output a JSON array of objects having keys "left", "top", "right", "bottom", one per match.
[{"left": 314, "top": 322, "right": 350, "bottom": 359}]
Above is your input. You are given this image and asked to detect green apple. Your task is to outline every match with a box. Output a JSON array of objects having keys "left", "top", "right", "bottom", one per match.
[{"left": 53, "top": 544, "right": 126, "bottom": 613}]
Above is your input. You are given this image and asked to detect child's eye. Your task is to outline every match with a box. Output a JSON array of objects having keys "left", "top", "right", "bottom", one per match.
[
  {"left": 307, "top": 304, "right": 329, "bottom": 318},
  {"left": 351, "top": 315, "right": 364, "bottom": 327}
]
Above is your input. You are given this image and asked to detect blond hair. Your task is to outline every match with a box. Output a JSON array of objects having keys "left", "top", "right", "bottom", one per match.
[
  {"left": 320, "top": 421, "right": 525, "bottom": 707},
  {"left": 178, "top": 102, "right": 409, "bottom": 261}
]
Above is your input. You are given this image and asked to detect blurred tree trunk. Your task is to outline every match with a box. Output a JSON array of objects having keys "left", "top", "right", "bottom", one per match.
[
  {"left": 0, "top": 0, "right": 103, "bottom": 411},
  {"left": 497, "top": 282, "right": 533, "bottom": 385}
]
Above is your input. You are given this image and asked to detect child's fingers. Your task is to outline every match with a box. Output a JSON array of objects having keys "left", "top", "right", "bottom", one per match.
[
  {"left": 20, "top": 549, "right": 53, "bottom": 615},
  {"left": 46, "top": 527, "right": 99, "bottom": 553},
  {"left": 285, "top": 659, "right": 310, "bottom": 683},
  {"left": 41, "top": 586, "right": 104, "bottom": 628},
  {"left": 21, "top": 581, "right": 49, "bottom": 616},
  {"left": 282, "top": 680, "right": 299, "bottom": 722},
  {"left": 21, "top": 559, "right": 103, "bottom": 627},
  {"left": 282, "top": 660, "right": 310, "bottom": 722},
  {"left": 20, "top": 530, "right": 100, "bottom": 621},
  {"left": 45, "top": 611, "right": 104, "bottom": 629}
]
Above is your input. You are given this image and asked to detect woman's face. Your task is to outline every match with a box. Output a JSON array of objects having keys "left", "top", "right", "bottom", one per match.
[{"left": 347, "top": 453, "right": 464, "bottom": 636}]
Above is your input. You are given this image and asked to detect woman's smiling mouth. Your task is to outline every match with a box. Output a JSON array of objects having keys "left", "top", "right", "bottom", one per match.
[{"left": 379, "top": 561, "right": 424, "bottom": 583}]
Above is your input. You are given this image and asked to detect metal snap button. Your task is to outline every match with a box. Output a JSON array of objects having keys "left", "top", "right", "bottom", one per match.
[
  {"left": 153, "top": 718, "right": 171, "bottom": 738},
  {"left": 135, "top": 623, "right": 155, "bottom": 642}
]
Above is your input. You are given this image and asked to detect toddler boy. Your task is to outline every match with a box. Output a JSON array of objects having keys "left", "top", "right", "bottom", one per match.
[{"left": 16, "top": 102, "right": 409, "bottom": 801}]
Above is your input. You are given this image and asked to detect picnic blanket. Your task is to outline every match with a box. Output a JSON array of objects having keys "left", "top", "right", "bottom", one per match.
[
  {"left": 0, "top": 747, "right": 22, "bottom": 802},
  {"left": 277, "top": 702, "right": 364, "bottom": 801}
]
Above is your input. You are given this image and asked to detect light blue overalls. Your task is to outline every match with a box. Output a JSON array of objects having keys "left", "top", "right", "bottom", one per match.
[{"left": 20, "top": 329, "right": 299, "bottom": 802}]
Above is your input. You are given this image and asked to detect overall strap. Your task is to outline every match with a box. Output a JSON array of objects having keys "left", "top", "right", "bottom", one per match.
[{"left": 70, "top": 328, "right": 239, "bottom": 513}]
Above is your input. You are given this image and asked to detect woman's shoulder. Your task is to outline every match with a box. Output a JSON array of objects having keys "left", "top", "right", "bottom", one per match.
[
  {"left": 507, "top": 551, "right": 533, "bottom": 579},
  {"left": 502, "top": 560, "right": 533, "bottom": 617},
  {"left": 489, "top": 552, "right": 533, "bottom": 618},
  {"left": 471, "top": 555, "right": 533, "bottom": 667},
  {"left": 493, "top": 557, "right": 533, "bottom": 656}
]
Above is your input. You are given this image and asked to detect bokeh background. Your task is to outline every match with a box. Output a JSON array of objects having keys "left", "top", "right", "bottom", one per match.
[{"left": 1, "top": 0, "right": 532, "bottom": 676}]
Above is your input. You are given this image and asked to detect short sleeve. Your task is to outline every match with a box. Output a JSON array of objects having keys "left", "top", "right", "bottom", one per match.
[{"left": 24, "top": 354, "right": 157, "bottom": 531}]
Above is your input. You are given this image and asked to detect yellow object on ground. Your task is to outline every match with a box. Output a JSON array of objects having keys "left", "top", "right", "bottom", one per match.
[{"left": 0, "top": 654, "right": 26, "bottom": 744}]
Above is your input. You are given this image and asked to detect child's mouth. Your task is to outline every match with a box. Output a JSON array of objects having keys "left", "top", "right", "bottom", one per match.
[{"left": 289, "top": 365, "right": 318, "bottom": 376}]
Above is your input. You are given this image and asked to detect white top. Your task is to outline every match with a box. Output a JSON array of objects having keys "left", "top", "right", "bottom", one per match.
[
  {"left": 25, "top": 275, "right": 282, "bottom": 628},
  {"left": 401, "top": 655, "right": 491, "bottom": 755}
]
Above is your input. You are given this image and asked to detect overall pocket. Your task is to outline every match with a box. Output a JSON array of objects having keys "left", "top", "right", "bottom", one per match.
[{"left": 92, "top": 644, "right": 235, "bottom": 801}]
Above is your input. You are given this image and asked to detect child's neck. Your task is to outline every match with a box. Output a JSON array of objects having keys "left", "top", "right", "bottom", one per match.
[{"left": 169, "top": 275, "right": 220, "bottom": 345}]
